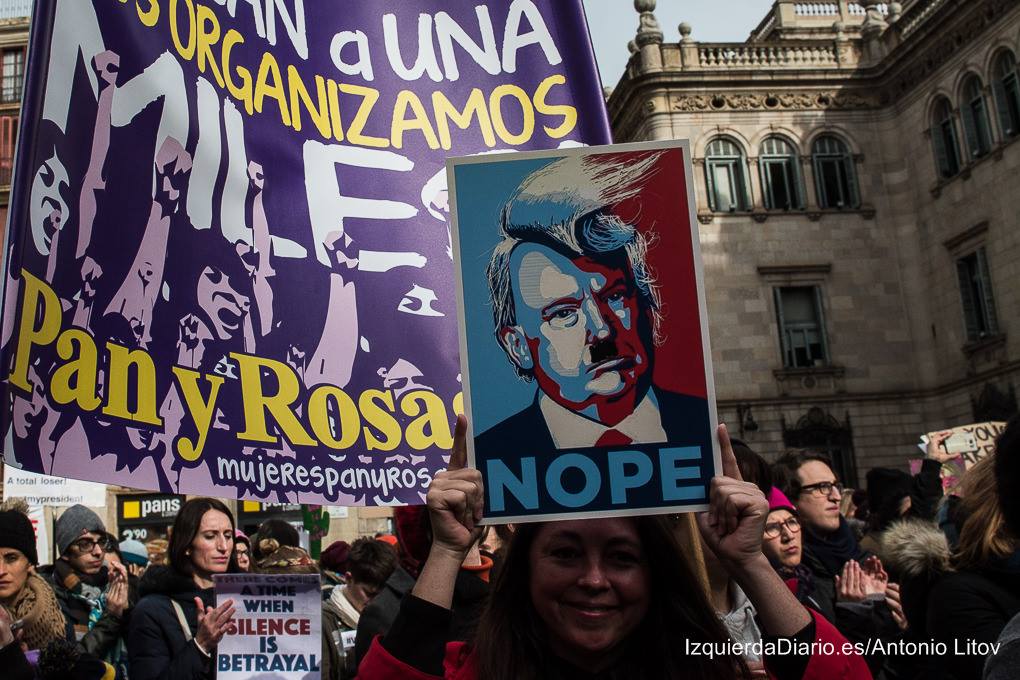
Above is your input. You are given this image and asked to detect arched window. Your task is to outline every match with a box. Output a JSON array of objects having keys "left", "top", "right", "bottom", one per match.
[
  {"left": 759, "top": 136, "right": 803, "bottom": 210},
  {"left": 704, "top": 137, "right": 751, "bottom": 212},
  {"left": 992, "top": 50, "right": 1020, "bottom": 138},
  {"left": 931, "top": 98, "right": 961, "bottom": 179},
  {"left": 960, "top": 75, "right": 993, "bottom": 158},
  {"left": 812, "top": 136, "right": 860, "bottom": 209}
]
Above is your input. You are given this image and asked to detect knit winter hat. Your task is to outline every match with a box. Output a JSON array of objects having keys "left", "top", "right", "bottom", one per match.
[
  {"left": 394, "top": 506, "right": 429, "bottom": 562},
  {"left": 0, "top": 499, "right": 39, "bottom": 564},
  {"left": 55, "top": 504, "right": 107, "bottom": 556},
  {"left": 767, "top": 487, "right": 797, "bottom": 515},
  {"left": 119, "top": 539, "right": 149, "bottom": 566},
  {"left": 320, "top": 540, "right": 350, "bottom": 572}
]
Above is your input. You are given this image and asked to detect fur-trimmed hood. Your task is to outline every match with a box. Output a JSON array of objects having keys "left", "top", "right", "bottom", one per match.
[{"left": 881, "top": 518, "right": 952, "bottom": 579}]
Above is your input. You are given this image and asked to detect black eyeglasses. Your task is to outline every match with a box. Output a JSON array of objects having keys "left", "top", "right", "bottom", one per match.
[
  {"left": 763, "top": 517, "right": 801, "bottom": 539},
  {"left": 70, "top": 536, "right": 111, "bottom": 554},
  {"left": 799, "top": 481, "right": 844, "bottom": 498}
]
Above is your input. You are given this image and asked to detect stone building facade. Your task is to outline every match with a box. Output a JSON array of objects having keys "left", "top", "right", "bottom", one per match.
[
  {"left": 0, "top": 2, "right": 29, "bottom": 232},
  {"left": 608, "top": 0, "right": 1020, "bottom": 483}
]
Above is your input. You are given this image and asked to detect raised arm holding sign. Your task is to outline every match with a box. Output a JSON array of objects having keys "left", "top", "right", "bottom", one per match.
[{"left": 356, "top": 417, "right": 871, "bottom": 680}]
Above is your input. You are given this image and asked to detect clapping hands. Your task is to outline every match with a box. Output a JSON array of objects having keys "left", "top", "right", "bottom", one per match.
[
  {"left": 836, "top": 556, "right": 888, "bottom": 602},
  {"left": 105, "top": 561, "right": 130, "bottom": 618}
]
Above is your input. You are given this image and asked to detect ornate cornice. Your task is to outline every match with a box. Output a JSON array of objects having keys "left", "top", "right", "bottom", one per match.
[{"left": 672, "top": 90, "right": 876, "bottom": 113}]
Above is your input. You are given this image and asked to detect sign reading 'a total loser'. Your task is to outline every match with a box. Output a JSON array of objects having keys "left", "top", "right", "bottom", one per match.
[{"left": 2, "top": 466, "right": 106, "bottom": 506}]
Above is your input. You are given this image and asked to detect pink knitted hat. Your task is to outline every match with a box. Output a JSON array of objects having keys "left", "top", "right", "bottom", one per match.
[{"left": 767, "top": 487, "right": 797, "bottom": 514}]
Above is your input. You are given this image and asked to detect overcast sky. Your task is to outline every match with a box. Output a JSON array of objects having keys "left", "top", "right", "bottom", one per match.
[{"left": 583, "top": 0, "right": 775, "bottom": 88}]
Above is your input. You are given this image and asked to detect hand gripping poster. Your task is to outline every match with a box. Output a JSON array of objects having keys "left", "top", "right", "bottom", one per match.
[
  {"left": 0, "top": 1, "right": 610, "bottom": 505},
  {"left": 448, "top": 141, "right": 722, "bottom": 522},
  {"left": 216, "top": 573, "right": 321, "bottom": 680}
]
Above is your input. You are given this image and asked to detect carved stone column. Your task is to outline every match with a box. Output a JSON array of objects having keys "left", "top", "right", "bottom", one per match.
[
  {"left": 634, "top": 0, "right": 664, "bottom": 73},
  {"left": 860, "top": 0, "right": 889, "bottom": 63},
  {"left": 860, "top": 0, "right": 889, "bottom": 38}
]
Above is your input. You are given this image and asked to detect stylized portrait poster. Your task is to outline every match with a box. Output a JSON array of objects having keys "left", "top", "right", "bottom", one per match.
[
  {"left": 449, "top": 141, "right": 721, "bottom": 522},
  {"left": 0, "top": 1, "right": 610, "bottom": 505}
]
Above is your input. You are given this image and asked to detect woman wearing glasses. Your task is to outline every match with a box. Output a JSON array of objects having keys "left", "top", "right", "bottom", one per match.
[
  {"left": 762, "top": 489, "right": 814, "bottom": 605},
  {"left": 232, "top": 531, "right": 252, "bottom": 573},
  {"left": 128, "top": 498, "right": 238, "bottom": 680},
  {"left": 762, "top": 486, "right": 901, "bottom": 677}
]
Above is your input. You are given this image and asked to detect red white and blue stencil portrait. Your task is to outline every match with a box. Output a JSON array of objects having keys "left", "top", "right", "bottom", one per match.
[
  {"left": 0, "top": 1, "right": 610, "bottom": 505},
  {"left": 448, "top": 141, "right": 721, "bottom": 522}
]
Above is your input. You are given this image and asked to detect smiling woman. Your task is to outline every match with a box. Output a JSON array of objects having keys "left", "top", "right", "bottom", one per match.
[
  {"left": 475, "top": 515, "right": 735, "bottom": 679},
  {"left": 356, "top": 417, "right": 873, "bottom": 680}
]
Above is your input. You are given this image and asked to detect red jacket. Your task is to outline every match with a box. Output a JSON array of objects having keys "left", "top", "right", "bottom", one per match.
[{"left": 356, "top": 609, "right": 873, "bottom": 680}]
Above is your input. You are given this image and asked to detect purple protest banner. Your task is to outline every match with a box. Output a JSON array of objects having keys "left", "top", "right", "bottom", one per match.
[{"left": 0, "top": 1, "right": 610, "bottom": 505}]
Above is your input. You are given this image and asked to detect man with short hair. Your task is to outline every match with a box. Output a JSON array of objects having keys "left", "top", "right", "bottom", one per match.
[
  {"left": 773, "top": 450, "right": 899, "bottom": 676},
  {"left": 777, "top": 452, "right": 846, "bottom": 532},
  {"left": 476, "top": 152, "right": 709, "bottom": 453},
  {"left": 773, "top": 451, "right": 869, "bottom": 607},
  {"left": 322, "top": 537, "right": 397, "bottom": 680},
  {"left": 39, "top": 504, "right": 129, "bottom": 661}
]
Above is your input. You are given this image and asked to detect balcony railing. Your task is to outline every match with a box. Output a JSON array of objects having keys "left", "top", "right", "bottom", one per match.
[
  {"left": 795, "top": 3, "right": 841, "bottom": 16},
  {"left": 897, "top": 0, "right": 950, "bottom": 38},
  {"left": 847, "top": 3, "right": 889, "bottom": 16},
  {"left": 698, "top": 42, "right": 840, "bottom": 69},
  {"left": 792, "top": 2, "right": 888, "bottom": 18},
  {"left": 0, "top": 0, "right": 31, "bottom": 21}
]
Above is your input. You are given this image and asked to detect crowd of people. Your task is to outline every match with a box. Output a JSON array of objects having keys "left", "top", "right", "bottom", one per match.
[{"left": 0, "top": 416, "right": 1018, "bottom": 679}]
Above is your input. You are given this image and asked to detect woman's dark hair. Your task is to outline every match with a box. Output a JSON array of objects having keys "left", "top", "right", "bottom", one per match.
[
  {"left": 168, "top": 498, "right": 235, "bottom": 575},
  {"left": 730, "top": 438, "right": 772, "bottom": 494},
  {"left": 864, "top": 467, "right": 914, "bottom": 533},
  {"left": 995, "top": 415, "right": 1020, "bottom": 538},
  {"left": 253, "top": 519, "right": 300, "bottom": 559},
  {"left": 473, "top": 516, "right": 748, "bottom": 680}
]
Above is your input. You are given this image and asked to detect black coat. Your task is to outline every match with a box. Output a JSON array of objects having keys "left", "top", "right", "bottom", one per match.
[
  {"left": 800, "top": 528, "right": 900, "bottom": 678},
  {"left": 353, "top": 566, "right": 414, "bottom": 668},
  {"left": 926, "top": 564, "right": 1020, "bottom": 680},
  {"left": 127, "top": 566, "right": 216, "bottom": 680},
  {"left": 352, "top": 565, "right": 490, "bottom": 671}
]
